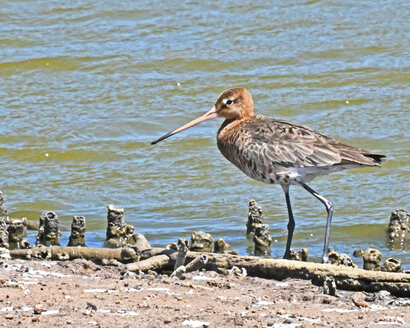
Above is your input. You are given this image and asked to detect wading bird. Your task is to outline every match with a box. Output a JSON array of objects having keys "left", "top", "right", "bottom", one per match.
[{"left": 151, "top": 88, "right": 385, "bottom": 263}]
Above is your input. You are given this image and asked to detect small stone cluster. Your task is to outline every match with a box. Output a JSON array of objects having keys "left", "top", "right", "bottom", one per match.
[{"left": 352, "top": 247, "right": 403, "bottom": 272}]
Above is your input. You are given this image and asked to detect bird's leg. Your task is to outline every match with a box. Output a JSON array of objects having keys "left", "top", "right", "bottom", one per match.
[
  {"left": 282, "top": 185, "right": 295, "bottom": 260},
  {"left": 300, "top": 183, "right": 334, "bottom": 264}
]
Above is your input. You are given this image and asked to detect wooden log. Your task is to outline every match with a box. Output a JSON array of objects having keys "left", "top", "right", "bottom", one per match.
[
  {"left": 124, "top": 248, "right": 178, "bottom": 272},
  {"left": 10, "top": 246, "right": 137, "bottom": 262},
  {"left": 183, "top": 252, "right": 410, "bottom": 297},
  {"left": 125, "top": 254, "right": 171, "bottom": 272},
  {"left": 10, "top": 245, "right": 410, "bottom": 296}
]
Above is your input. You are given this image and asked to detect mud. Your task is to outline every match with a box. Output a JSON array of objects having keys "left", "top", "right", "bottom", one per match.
[{"left": 0, "top": 259, "right": 408, "bottom": 328}]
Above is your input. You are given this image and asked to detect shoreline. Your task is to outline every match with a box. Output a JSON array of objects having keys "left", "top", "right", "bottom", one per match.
[{"left": 0, "top": 258, "right": 409, "bottom": 327}]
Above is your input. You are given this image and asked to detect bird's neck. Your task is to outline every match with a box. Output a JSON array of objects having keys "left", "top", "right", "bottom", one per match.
[{"left": 217, "top": 116, "right": 251, "bottom": 139}]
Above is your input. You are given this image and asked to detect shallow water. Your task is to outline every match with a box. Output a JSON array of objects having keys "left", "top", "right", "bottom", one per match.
[{"left": 0, "top": 0, "right": 409, "bottom": 267}]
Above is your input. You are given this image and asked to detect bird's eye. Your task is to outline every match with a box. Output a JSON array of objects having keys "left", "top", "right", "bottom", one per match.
[{"left": 226, "top": 99, "right": 233, "bottom": 105}]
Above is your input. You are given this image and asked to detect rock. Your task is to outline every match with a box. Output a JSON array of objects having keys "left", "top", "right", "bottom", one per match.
[
  {"left": 353, "top": 249, "right": 365, "bottom": 258},
  {"left": 36, "top": 211, "right": 61, "bottom": 246},
  {"left": 328, "top": 250, "right": 357, "bottom": 268},
  {"left": 289, "top": 248, "right": 308, "bottom": 262},
  {"left": 68, "top": 216, "right": 86, "bottom": 247},
  {"left": 387, "top": 209, "right": 409, "bottom": 249},
  {"left": 381, "top": 257, "right": 401, "bottom": 272},
  {"left": 105, "top": 205, "right": 138, "bottom": 248},
  {"left": 0, "top": 247, "right": 10, "bottom": 259},
  {"left": 362, "top": 291, "right": 376, "bottom": 302},
  {"left": 214, "top": 238, "right": 237, "bottom": 254},
  {"left": 189, "top": 231, "right": 213, "bottom": 252},
  {"left": 128, "top": 233, "right": 151, "bottom": 252},
  {"left": 323, "top": 276, "right": 337, "bottom": 296},
  {"left": 8, "top": 218, "right": 28, "bottom": 249},
  {"left": 363, "top": 248, "right": 382, "bottom": 270},
  {"left": 106, "top": 205, "right": 130, "bottom": 247},
  {"left": 352, "top": 292, "right": 369, "bottom": 308},
  {"left": 34, "top": 303, "right": 44, "bottom": 314},
  {"left": 253, "top": 223, "right": 271, "bottom": 256},
  {"left": 377, "top": 290, "right": 391, "bottom": 301},
  {"left": 86, "top": 302, "right": 97, "bottom": 312},
  {"left": 246, "top": 199, "right": 264, "bottom": 234},
  {"left": 166, "top": 242, "right": 178, "bottom": 250},
  {"left": 228, "top": 266, "right": 247, "bottom": 278}
]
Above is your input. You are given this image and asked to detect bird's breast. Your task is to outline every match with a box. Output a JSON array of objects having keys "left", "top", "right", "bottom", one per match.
[{"left": 217, "top": 118, "right": 301, "bottom": 186}]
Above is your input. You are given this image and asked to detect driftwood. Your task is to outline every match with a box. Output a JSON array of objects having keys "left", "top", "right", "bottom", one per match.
[
  {"left": 184, "top": 252, "right": 410, "bottom": 297},
  {"left": 10, "top": 246, "right": 137, "bottom": 262},
  {"left": 126, "top": 254, "right": 171, "bottom": 272},
  {"left": 9, "top": 244, "right": 410, "bottom": 296},
  {"left": 125, "top": 248, "right": 183, "bottom": 272},
  {"left": 126, "top": 249, "right": 409, "bottom": 297}
]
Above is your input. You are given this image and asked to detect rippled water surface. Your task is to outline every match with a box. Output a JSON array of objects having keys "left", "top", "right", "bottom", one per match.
[{"left": 1, "top": 0, "right": 409, "bottom": 267}]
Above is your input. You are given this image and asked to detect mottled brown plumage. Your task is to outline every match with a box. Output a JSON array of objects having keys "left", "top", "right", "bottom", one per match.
[{"left": 151, "top": 88, "right": 385, "bottom": 263}]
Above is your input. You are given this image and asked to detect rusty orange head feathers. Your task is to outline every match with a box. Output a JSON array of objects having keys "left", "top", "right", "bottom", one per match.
[{"left": 151, "top": 88, "right": 253, "bottom": 144}]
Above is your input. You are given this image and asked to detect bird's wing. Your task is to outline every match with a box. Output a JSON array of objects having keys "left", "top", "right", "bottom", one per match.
[{"left": 237, "top": 116, "right": 344, "bottom": 168}]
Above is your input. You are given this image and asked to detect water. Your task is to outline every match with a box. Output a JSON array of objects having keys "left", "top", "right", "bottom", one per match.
[{"left": 0, "top": 0, "right": 409, "bottom": 267}]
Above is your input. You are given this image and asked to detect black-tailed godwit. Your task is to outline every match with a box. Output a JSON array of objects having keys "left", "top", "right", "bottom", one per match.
[{"left": 151, "top": 88, "right": 385, "bottom": 263}]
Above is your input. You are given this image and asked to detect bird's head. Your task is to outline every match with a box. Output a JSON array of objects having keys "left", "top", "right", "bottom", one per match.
[{"left": 151, "top": 88, "right": 254, "bottom": 145}]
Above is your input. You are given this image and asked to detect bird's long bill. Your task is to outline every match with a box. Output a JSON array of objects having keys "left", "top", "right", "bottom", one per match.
[{"left": 151, "top": 106, "right": 219, "bottom": 145}]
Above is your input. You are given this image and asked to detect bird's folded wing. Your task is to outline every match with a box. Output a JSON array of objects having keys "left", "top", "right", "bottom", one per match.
[{"left": 238, "top": 117, "right": 346, "bottom": 168}]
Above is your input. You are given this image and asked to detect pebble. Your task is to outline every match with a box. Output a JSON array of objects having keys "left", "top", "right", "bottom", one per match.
[
  {"left": 352, "top": 292, "right": 369, "bottom": 308},
  {"left": 33, "top": 303, "right": 44, "bottom": 314}
]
